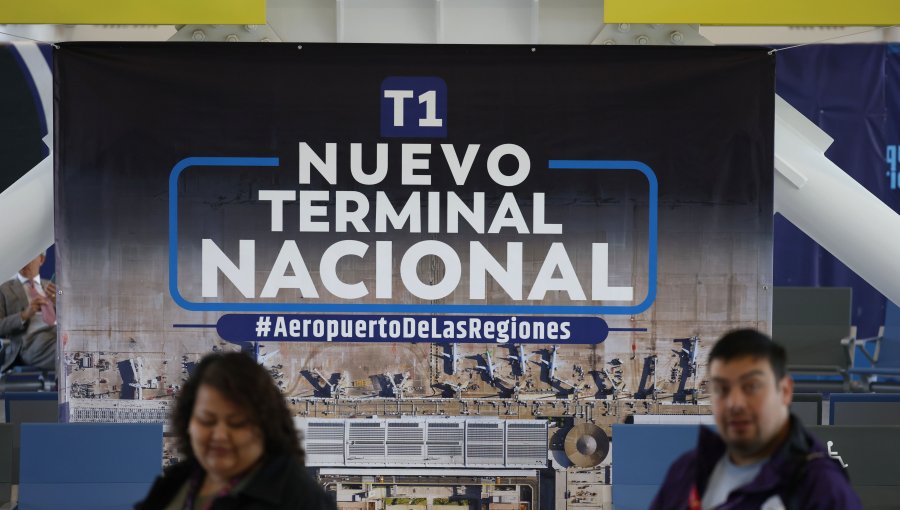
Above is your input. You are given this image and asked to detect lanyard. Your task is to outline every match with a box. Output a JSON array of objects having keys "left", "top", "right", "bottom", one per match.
[{"left": 689, "top": 485, "right": 702, "bottom": 510}]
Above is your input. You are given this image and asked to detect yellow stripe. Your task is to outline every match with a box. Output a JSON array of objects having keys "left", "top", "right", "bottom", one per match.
[
  {"left": 1, "top": 0, "right": 266, "bottom": 25},
  {"left": 604, "top": 0, "right": 899, "bottom": 26}
]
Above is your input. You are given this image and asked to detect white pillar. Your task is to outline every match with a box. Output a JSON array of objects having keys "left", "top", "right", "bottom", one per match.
[
  {"left": 774, "top": 96, "right": 900, "bottom": 305},
  {"left": 0, "top": 155, "right": 55, "bottom": 278},
  {"left": 0, "top": 42, "right": 54, "bottom": 278}
]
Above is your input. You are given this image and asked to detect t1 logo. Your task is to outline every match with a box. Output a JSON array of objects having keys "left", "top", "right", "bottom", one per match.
[{"left": 381, "top": 77, "right": 448, "bottom": 138}]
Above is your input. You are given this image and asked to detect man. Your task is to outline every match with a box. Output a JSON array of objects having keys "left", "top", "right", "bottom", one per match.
[
  {"left": 0, "top": 252, "right": 57, "bottom": 372},
  {"left": 650, "top": 329, "right": 860, "bottom": 509}
]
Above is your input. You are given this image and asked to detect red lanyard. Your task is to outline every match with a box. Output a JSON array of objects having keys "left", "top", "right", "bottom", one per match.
[{"left": 688, "top": 485, "right": 702, "bottom": 510}]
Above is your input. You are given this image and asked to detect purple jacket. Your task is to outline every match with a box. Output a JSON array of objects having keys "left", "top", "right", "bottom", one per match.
[{"left": 649, "top": 416, "right": 862, "bottom": 510}]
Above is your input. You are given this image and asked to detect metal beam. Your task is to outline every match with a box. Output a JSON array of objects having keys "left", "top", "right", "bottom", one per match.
[
  {"left": 604, "top": 0, "right": 899, "bottom": 26},
  {"left": 0, "top": 0, "right": 265, "bottom": 25}
]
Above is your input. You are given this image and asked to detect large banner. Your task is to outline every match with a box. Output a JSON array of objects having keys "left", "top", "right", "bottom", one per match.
[{"left": 56, "top": 44, "right": 773, "bottom": 430}]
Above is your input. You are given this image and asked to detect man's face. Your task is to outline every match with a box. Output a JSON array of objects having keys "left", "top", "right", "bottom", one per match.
[
  {"left": 19, "top": 255, "right": 44, "bottom": 279},
  {"left": 709, "top": 355, "right": 793, "bottom": 460}
]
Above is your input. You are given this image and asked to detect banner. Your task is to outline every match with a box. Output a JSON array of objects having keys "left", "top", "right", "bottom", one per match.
[
  {"left": 774, "top": 44, "right": 900, "bottom": 337},
  {"left": 56, "top": 43, "right": 773, "bottom": 425}
]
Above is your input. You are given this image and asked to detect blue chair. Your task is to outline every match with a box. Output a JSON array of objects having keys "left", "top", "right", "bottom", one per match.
[
  {"left": 18, "top": 423, "right": 163, "bottom": 510},
  {"left": 611, "top": 424, "right": 700, "bottom": 509},
  {"left": 848, "top": 301, "right": 900, "bottom": 391}
]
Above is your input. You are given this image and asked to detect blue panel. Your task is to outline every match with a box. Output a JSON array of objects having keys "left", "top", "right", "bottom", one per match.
[
  {"left": 19, "top": 423, "right": 162, "bottom": 484},
  {"left": 612, "top": 484, "right": 660, "bottom": 510},
  {"left": 849, "top": 367, "right": 900, "bottom": 376},
  {"left": 18, "top": 482, "right": 152, "bottom": 510},
  {"left": 611, "top": 424, "right": 700, "bottom": 485}
]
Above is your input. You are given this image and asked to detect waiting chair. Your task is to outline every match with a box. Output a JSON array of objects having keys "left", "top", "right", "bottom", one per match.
[
  {"left": 772, "top": 287, "right": 854, "bottom": 392},
  {"left": 829, "top": 393, "right": 900, "bottom": 426},
  {"left": 808, "top": 425, "right": 900, "bottom": 509},
  {"left": 0, "top": 340, "right": 56, "bottom": 393},
  {"left": 790, "top": 393, "right": 823, "bottom": 426},
  {"left": 18, "top": 423, "right": 162, "bottom": 510},
  {"left": 847, "top": 301, "right": 900, "bottom": 392},
  {"left": 0, "top": 424, "right": 12, "bottom": 507},
  {"left": 2, "top": 391, "right": 58, "bottom": 485}
]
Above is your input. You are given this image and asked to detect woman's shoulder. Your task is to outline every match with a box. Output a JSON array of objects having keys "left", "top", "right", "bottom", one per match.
[
  {"left": 134, "top": 460, "right": 196, "bottom": 510},
  {"left": 244, "top": 454, "right": 335, "bottom": 510}
]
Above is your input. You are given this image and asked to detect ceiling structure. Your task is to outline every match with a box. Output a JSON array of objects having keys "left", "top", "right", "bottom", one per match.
[{"left": 0, "top": 0, "right": 897, "bottom": 45}]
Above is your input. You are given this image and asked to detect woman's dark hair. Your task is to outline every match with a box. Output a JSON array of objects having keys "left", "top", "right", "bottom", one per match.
[
  {"left": 709, "top": 328, "right": 788, "bottom": 381},
  {"left": 172, "top": 351, "right": 303, "bottom": 462}
]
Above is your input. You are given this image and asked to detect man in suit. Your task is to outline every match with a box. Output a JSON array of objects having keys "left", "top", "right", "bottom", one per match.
[{"left": 0, "top": 252, "right": 57, "bottom": 372}]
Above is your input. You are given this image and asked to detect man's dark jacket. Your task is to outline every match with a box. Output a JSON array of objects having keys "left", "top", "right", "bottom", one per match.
[
  {"left": 649, "top": 416, "right": 861, "bottom": 509},
  {"left": 135, "top": 453, "right": 336, "bottom": 510}
]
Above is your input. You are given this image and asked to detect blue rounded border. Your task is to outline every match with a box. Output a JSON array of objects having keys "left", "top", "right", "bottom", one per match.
[{"left": 169, "top": 158, "right": 657, "bottom": 315}]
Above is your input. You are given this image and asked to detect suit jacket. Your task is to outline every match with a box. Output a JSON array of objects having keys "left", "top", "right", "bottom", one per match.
[
  {"left": 0, "top": 277, "right": 54, "bottom": 372},
  {"left": 136, "top": 454, "right": 336, "bottom": 510}
]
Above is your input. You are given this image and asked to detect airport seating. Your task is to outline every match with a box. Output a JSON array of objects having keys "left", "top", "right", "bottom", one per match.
[
  {"left": 848, "top": 301, "right": 900, "bottom": 392},
  {"left": 0, "top": 340, "right": 45, "bottom": 393},
  {"left": 610, "top": 424, "right": 700, "bottom": 509},
  {"left": 2, "top": 391, "right": 58, "bottom": 424},
  {"left": 772, "top": 286, "right": 854, "bottom": 392},
  {"left": 2, "top": 391, "right": 58, "bottom": 485},
  {"left": 612, "top": 422, "right": 900, "bottom": 509},
  {"left": 0, "top": 424, "right": 12, "bottom": 507},
  {"left": 0, "top": 347, "right": 56, "bottom": 393},
  {"left": 790, "top": 393, "right": 823, "bottom": 426},
  {"left": 808, "top": 425, "right": 900, "bottom": 509},
  {"left": 829, "top": 393, "right": 900, "bottom": 426},
  {"left": 17, "top": 423, "right": 163, "bottom": 510},
  {"left": 0, "top": 372, "right": 44, "bottom": 394}
]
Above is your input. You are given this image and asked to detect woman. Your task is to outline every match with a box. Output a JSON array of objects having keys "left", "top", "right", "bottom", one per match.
[{"left": 136, "top": 351, "right": 335, "bottom": 510}]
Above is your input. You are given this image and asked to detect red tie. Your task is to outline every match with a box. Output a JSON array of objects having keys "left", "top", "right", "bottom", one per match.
[{"left": 26, "top": 279, "right": 56, "bottom": 326}]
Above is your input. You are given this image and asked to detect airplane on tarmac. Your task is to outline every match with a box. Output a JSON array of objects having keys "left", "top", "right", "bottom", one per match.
[
  {"left": 508, "top": 345, "right": 531, "bottom": 376},
  {"left": 440, "top": 343, "right": 462, "bottom": 375},
  {"left": 383, "top": 371, "right": 411, "bottom": 399},
  {"left": 475, "top": 351, "right": 497, "bottom": 382},
  {"left": 257, "top": 347, "right": 278, "bottom": 365},
  {"left": 443, "top": 381, "right": 466, "bottom": 398},
  {"left": 313, "top": 369, "right": 348, "bottom": 398},
  {"left": 540, "top": 345, "right": 560, "bottom": 382},
  {"left": 677, "top": 336, "right": 700, "bottom": 366}
]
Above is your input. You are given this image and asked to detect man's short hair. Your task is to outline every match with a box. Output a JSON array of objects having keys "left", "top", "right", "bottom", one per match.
[{"left": 708, "top": 328, "right": 787, "bottom": 381}]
